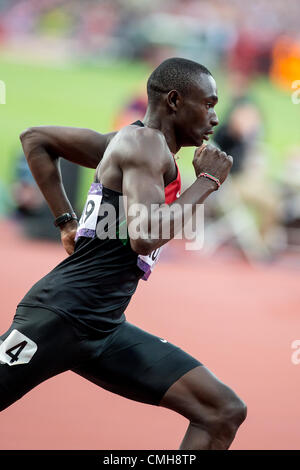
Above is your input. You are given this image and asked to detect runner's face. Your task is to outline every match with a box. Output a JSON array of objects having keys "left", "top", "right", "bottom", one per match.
[{"left": 178, "top": 74, "right": 219, "bottom": 147}]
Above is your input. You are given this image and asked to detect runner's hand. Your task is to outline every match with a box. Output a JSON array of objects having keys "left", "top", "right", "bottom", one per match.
[
  {"left": 193, "top": 143, "right": 233, "bottom": 185},
  {"left": 60, "top": 220, "right": 78, "bottom": 255}
]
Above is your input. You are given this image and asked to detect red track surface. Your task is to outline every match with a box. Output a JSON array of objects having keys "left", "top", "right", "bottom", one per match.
[{"left": 0, "top": 219, "right": 299, "bottom": 450}]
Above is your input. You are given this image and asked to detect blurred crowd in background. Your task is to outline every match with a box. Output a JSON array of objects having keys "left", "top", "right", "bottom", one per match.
[
  {"left": 0, "top": 0, "right": 299, "bottom": 74},
  {"left": 1, "top": 0, "right": 300, "bottom": 265},
  {"left": 0, "top": 0, "right": 299, "bottom": 88}
]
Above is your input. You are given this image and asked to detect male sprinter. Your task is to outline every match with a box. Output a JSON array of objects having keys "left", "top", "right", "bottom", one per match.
[{"left": 0, "top": 58, "right": 246, "bottom": 449}]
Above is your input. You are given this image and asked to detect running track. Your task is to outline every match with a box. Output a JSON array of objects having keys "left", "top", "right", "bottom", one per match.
[{"left": 0, "top": 219, "right": 299, "bottom": 450}]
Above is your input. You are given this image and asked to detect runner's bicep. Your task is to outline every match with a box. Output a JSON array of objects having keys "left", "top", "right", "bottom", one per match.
[
  {"left": 122, "top": 164, "right": 165, "bottom": 213},
  {"left": 121, "top": 165, "right": 165, "bottom": 254},
  {"left": 21, "top": 126, "right": 116, "bottom": 169},
  {"left": 45, "top": 127, "right": 116, "bottom": 168}
]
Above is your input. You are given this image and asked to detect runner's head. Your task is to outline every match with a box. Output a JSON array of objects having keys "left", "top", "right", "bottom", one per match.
[{"left": 147, "top": 57, "right": 219, "bottom": 147}]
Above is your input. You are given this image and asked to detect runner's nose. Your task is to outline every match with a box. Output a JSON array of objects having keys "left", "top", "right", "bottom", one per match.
[{"left": 210, "top": 110, "right": 219, "bottom": 127}]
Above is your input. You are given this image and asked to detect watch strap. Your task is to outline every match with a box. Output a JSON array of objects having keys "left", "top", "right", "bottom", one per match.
[{"left": 54, "top": 212, "right": 78, "bottom": 228}]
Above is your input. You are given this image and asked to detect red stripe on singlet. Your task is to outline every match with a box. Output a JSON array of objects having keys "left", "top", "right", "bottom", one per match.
[{"left": 164, "top": 157, "right": 181, "bottom": 204}]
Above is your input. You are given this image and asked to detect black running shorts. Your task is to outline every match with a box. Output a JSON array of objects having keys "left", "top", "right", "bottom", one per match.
[{"left": 0, "top": 306, "right": 202, "bottom": 410}]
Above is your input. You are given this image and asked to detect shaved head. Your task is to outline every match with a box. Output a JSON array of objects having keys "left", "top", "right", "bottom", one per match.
[{"left": 147, "top": 57, "right": 212, "bottom": 104}]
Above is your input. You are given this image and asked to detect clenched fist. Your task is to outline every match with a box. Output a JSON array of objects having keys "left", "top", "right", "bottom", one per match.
[
  {"left": 193, "top": 143, "right": 233, "bottom": 186},
  {"left": 60, "top": 219, "right": 78, "bottom": 255}
]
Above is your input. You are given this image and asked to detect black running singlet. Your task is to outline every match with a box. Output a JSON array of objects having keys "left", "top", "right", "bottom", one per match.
[{"left": 18, "top": 121, "right": 181, "bottom": 334}]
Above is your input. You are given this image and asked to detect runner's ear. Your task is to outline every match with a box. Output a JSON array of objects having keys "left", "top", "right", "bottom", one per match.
[{"left": 166, "top": 90, "right": 181, "bottom": 112}]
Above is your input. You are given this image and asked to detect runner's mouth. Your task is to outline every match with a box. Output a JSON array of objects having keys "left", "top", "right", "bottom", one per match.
[{"left": 202, "top": 131, "right": 214, "bottom": 141}]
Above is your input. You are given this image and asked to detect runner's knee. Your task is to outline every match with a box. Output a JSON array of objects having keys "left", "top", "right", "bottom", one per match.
[
  {"left": 214, "top": 396, "right": 247, "bottom": 432},
  {"left": 191, "top": 394, "right": 247, "bottom": 435},
  {"left": 222, "top": 397, "right": 247, "bottom": 427}
]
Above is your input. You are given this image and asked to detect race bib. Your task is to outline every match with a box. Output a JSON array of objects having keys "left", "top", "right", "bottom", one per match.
[
  {"left": 0, "top": 330, "right": 37, "bottom": 366},
  {"left": 137, "top": 247, "right": 162, "bottom": 280},
  {"left": 75, "top": 183, "right": 103, "bottom": 240},
  {"left": 75, "top": 182, "right": 162, "bottom": 280}
]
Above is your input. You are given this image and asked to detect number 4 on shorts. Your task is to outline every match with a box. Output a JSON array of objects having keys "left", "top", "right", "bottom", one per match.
[
  {"left": 6, "top": 341, "right": 28, "bottom": 363},
  {"left": 0, "top": 330, "right": 37, "bottom": 366}
]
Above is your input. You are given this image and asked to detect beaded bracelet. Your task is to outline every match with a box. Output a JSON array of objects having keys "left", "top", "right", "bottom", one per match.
[{"left": 197, "top": 172, "right": 221, "bottom": 189}]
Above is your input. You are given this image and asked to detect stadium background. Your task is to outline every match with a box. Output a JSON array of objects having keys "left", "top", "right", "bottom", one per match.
[{"left": 0, "top": 0, "right": 299, "bottom": 450}]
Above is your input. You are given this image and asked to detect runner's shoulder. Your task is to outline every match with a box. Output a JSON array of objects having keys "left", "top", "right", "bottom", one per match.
[{"left": 111, "top": 124, "right": 170, "bottom": 170}]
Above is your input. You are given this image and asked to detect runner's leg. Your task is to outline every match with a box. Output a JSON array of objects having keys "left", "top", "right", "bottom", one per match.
[
  {"left": 72, "top": 321, "right": 246, "bottom": 449},
  {"left": 0, "top": 306, "right": 85, "bottom": 411},
  {"left": 159, "top": 365, "right": 247, "bottom": 450}
]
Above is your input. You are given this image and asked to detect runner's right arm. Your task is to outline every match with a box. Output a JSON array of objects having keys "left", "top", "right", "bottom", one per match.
[
  {"left": 20, "top": 126, "right": 116, "bottom": 169},
  {"left": 20, "top": 126, "right": 116, "bottom": 254}
]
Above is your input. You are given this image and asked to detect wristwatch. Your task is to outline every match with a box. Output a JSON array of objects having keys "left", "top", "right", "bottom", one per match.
[{"left": 54, "top": 212, "right": 78, "bottom": 228}]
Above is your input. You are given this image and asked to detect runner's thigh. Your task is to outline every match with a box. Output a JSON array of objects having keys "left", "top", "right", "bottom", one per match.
[
  {"left": 72, "top": 321, "right": 202, "bottom": 406},
  {"left": 0, "top": 306, "right": 84, "bottom": 411}
]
